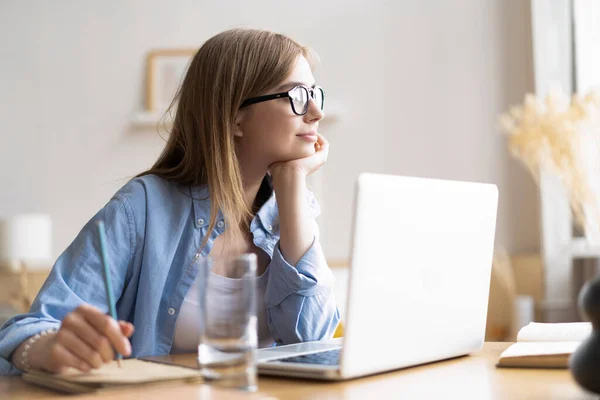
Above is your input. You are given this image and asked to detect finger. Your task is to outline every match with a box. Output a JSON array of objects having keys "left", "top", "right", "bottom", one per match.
[
  {"left": 77, "top": 304, "right": 132, "bottom": 357},
  {"left": 119, "top": 321, "right": 135, "bottom": 338},
  {"left": 315, "top": 132, "right": 328, "bottom": 147},
  {"left": 315, "top": 135, "right": 329, "bottom": 163},
  {"left": 56, "top": 328, "right": 104, "bottom": 369},
  {"left": 63, "top": 310, "right": 114, "bottom": 362},
  {"left": 304, "top": 154, "right": 327, "bottom": 175},
  {"left": 302, "top": 137, "right": 329, "bottom": 173},
  {"left": 48, "top": 342, "right": 93, "bottom": 373}
]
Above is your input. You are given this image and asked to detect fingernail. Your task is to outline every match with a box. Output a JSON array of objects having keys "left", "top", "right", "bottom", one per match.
[{"left": 123, "top": 339, "right": 132, "bottom": 356}]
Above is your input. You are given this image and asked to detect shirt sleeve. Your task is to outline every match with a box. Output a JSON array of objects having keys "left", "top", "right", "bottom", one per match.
[
  {"left": 0, "top": 195, "right": 135, "bottom": 375},
  {"left": 264, "top": 193, "right": 340, "bottom": 345}
]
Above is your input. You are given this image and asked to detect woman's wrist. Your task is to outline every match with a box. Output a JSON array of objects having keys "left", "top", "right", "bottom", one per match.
[
  {"left": 12, "top": 328, "right": 58, "bottom": 372},
  {"left": 270, "top": 167, "right": 315, "bottom": 265},
  {"left": 271, "top": 167, "right": 306, "bottom": 198}
]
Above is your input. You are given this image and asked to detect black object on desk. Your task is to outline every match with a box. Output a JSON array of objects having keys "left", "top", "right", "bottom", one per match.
[{"left": 570, "top": 276, "right": 600, "bottom": 394}]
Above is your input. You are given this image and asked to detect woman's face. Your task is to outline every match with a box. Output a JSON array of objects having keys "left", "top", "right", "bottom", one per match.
[{"left": 235, "top": 56, "right": 324, "bottom": 170}]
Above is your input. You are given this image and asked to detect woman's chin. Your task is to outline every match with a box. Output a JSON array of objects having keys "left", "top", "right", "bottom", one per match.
[
  {"left": 296, "top": 147, "right": 317, "bottom": 158},
  {"left": 298, "top": 142, "right": 318, "bottom": 156},
  {"left": 275, "top": 144, "right": 317, "bottom": 163}
]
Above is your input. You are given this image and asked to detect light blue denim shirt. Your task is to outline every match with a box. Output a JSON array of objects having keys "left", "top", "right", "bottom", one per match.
[{"left": 0, "top": 174, "right": 340, "bottom": 375}]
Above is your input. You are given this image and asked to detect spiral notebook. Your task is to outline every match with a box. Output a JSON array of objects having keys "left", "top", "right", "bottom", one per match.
[{"left": 21, "top": 359, "right": 202, "bottom": 394}]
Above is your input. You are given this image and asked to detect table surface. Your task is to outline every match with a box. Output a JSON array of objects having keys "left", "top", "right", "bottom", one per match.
[{"left": 0, "top": 342, "right": 596, "bottom": 399}]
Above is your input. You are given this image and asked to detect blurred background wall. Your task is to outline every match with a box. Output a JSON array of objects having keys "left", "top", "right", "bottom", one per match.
[{"left": 0, "top": 0, "right": 537, "bottom": 318}]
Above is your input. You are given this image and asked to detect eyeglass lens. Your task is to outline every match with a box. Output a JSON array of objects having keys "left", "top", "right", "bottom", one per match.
[{"left": 289, "top": 86, "right": 324, "bottom": 115}]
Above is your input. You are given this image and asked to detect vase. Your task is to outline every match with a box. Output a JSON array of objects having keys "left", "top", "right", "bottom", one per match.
[{"left": 569, "top": 275, "right": 600, "bottom": 394}]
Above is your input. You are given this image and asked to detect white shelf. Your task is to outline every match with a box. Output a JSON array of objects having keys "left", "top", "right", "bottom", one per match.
[
  {"left": 130, "top": 102, "right": 345, "bottom": 129},
  {"left": 570, "top": 237, "right": 600, "bottom": 258},
  {"left": 130, "top": 111, "right": 173, "bottom": 129}
]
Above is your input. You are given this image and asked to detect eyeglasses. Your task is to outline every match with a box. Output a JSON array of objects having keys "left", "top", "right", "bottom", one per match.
[{"left": 240, "top": 85, "right": 325, "bottom": 116}]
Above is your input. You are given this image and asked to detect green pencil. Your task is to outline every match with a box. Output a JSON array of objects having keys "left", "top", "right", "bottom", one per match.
[{"left": 97, "top": 220, "right": 123, "bottom": 368}]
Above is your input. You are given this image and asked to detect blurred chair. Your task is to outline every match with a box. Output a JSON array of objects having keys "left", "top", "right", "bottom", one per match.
[{"left": 486, "top": 251, "right": 517, "bottom": 341}]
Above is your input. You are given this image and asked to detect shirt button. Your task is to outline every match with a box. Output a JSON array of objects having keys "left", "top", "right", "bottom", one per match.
[
  {"left": 268, "top": 225, "right": 273, "bottom": 231},
  {"left": 193, "top": 253, "right": 200, "bottom": 261},
  {"left": 168, "top": 308, "right": 176, "bottom": 316},
  {"left": 217, "top": 220, "right": 224, "bottom": 228},
  {"left": 197, "top": 218, "right": 204, "bottom": 226}
]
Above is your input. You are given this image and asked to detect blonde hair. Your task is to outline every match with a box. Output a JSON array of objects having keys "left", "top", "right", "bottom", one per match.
[{"left": 139, "top": 28, "right": 317, "bottom": 249}]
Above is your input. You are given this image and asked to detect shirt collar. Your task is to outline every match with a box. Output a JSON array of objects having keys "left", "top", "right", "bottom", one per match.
[
  {"left": 189, "top": 184, "right": 210, "bottom": 229},
  {"left": 190, "top": 175, "right": 278, "bottom": 233}
]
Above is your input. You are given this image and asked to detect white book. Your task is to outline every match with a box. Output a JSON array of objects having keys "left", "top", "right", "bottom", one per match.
[{"left": 497, "top": 322, "right": 592, "bottom": 368}]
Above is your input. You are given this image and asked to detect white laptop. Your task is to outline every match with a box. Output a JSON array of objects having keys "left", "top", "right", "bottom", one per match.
[{"left": 257, "top": 172, "right": 498, "bottom": 380}]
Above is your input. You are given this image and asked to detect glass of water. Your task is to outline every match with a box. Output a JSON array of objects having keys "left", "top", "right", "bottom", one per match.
[{"left": 195, "top": 253, "right": 258, "bottom": 391}]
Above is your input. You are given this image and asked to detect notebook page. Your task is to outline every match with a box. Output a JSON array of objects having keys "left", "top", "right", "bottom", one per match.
[
  {"left": 53, "top": 359, "right": 202, "bottom": 384},
  {"left": 517, "top": 322, "right": 592, "bottom": 342}
]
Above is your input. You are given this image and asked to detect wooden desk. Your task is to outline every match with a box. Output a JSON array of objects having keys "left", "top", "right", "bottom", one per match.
[{"left": 0, "top": 343, "right": 596, "bottom": 399}]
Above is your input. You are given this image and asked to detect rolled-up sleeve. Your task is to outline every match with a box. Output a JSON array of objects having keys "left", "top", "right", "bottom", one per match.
[
  {"left": 265, "top": 235, "right": 340, "bottom": 345},
  {"left": 0, "top": 195, "right": 134, "bottom": 375}
]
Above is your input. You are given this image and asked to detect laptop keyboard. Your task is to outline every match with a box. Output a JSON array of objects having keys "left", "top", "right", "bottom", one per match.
[{"left": 278, "top": 349, "right": 341, "bottom": 365}]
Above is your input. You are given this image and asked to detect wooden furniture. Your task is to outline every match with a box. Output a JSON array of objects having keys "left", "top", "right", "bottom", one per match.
[
  {"left": 0, "top": 269, "right": 50, "bottom": 314},
  {"left": 0, "top": 343, "right": 595, "bottom": 399}
]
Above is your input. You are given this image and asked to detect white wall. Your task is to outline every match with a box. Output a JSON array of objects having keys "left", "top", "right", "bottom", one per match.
[{"left": 0, "top": 1, "right": 536, "bottom": 317}]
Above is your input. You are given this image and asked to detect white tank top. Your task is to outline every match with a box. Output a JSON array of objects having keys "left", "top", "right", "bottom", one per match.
[{"left": 171, "top": 269, "right": 273, "bottom": 353}]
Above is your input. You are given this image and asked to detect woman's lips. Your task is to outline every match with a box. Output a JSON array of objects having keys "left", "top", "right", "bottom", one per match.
[{"left": 296, "top": 132, "right": 317, "bottom": 142}]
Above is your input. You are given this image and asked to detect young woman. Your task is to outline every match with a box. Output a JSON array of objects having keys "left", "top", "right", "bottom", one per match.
[{"left": 0, "top": 28, "right": 339, "bottom": 375}]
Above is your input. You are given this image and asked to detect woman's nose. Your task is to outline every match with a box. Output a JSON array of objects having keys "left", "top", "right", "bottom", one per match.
[{"left": 305, "top": 99, "right": 324, "bottom": 122}]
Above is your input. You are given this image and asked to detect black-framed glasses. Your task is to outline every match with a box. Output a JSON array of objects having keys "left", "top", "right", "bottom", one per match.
[{"left": 240, "top": 85, "right": 325, "bottom": 116}]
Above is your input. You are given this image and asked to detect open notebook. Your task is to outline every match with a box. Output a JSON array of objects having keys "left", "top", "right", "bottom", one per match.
[
  {"left": 22, "top": 359, "right": 202, "bottom": 394},
  {"left": 497, "top": 322, "right": 592, "bottom": 368}
]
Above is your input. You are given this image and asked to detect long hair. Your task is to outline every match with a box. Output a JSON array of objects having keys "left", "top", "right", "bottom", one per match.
[{"left": 138, "top": 28, "right": 316, "bottom": 250}]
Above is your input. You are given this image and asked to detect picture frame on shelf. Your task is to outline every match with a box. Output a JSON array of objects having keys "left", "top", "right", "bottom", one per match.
[{"left": 145, "top": 48, "right": 197, "bottom": 112}]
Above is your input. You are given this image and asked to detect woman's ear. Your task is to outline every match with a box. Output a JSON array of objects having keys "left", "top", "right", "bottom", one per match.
[{"left": 233, "top": 112, "right": 244, "bottom": 137}]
